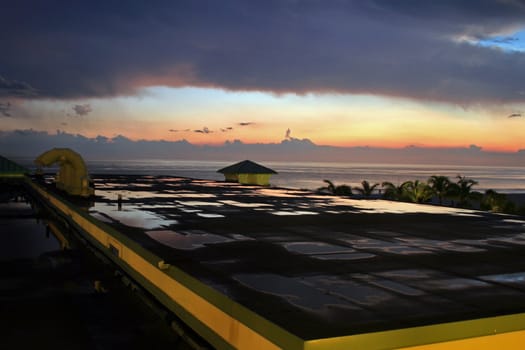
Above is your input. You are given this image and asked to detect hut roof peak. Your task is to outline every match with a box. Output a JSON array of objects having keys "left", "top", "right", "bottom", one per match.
[{"left": 217, "top": 160, "right": 277, "bottom": 174}]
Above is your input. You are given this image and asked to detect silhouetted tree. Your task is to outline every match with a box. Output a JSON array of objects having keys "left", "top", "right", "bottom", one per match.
[
  {"left": 381, "top": 181, "right": 411, "bottom": 201},
  {"left": 318, "top": 179, "right": 353, "bottom": 196},
  {"left": 404, "top": 180, "right": 433, "bottom": 203},
  {"left": 354, "top": 180, "right": 380, "bottom": 198},
  {"left": 448, "top": 175, "right": 481, "bottom": 208},
  {"left": 481, "top": 189, "right": 512, "bottom": 213},
  {"left": 428, "top": 175, "right": 452, "bottom": 205}
]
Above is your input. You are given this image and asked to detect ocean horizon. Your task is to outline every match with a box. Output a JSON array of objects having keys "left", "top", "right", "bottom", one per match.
[{"left": 14, "top": 157, "right": 525, "bottom": 194}]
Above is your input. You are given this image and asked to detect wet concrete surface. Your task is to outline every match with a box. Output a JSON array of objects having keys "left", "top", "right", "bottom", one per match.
[
  {"left": 0, "top": 181, "right": 195, "bottom": 349},
  {"left": 70, "top": 174, "right": 525, "bottom": 339}
]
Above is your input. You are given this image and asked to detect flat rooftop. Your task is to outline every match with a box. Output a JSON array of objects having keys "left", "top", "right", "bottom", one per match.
[{"left": 82, "top": 175, "right": 525, "bottom": 340}]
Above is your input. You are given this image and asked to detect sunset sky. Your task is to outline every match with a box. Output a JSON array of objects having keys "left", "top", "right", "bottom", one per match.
[{"left": 2, "top": 1, "right": 525, "bottom": 152}]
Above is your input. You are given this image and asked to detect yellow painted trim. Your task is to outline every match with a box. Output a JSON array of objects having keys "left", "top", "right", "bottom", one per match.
[
  {"left": 46, "top": 221, "right": 70, "bottom": 249},
  {"left": 304, "top": 310, "right": 525, "bottom": 350},
  {"left": 400, "top": 329, "right": 525, "bottom": 349},
  {"left": 0, "top": 173, "right": 25, "bottom": 178}
]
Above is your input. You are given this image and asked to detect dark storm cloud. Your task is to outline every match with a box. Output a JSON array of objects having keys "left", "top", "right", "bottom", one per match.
[
  {"left": 194, "top": 126, "right": 212, "bottom": 134},
  {"left": 0, "top": 76, "right": 37, "bottom": 97},
  {"left": 0, "top": 102, "right": 12, "bottom": 117},
  {"left": 2, "top": 0, "right": 525, "bottom": 104},
  {"left": 72, "top": 104, "right": 92, "bottom": 116}
]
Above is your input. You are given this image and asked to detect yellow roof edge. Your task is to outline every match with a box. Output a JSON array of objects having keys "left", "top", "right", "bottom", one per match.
[{"left": 304, "top": 312, "right": 525, "bottom": 350}]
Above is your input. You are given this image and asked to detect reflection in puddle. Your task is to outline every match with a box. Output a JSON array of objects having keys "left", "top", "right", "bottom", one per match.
[
  {"left": 167, "top": 192, "right": 217, "bottom": 198},
  {"left": 233, "top": 274, "right": 357, "bottom": 311},
  {"left": 376, "top": 269, "right": 440, "bottom": 280},
  {"left": 503, "top": 219, "right": 525, "bottom": 225},
  {"left": 312, "top": 252, "right": 376, "bottom": 260},
  {"left": 489, "top": 234, "right": 525, "bottom": 246},
  {"left": 283, "top": 242, "right": 350, "bottom": 255},
  {"left": 395, "top": 237, "right": 485, "bottom": 253},
  {"left": 146, "top": 230, "right": 233, "bottom": 250},
  {"left": 327, "top": 198, "right": 481, "bottom": 216},
  {"left": 481, "top": 272, "right": 525, "bottom": 285},
  {"left": 219, "top": 200, "right": 273, "bottom": 208},
  {"left": 417, "top": 278, "right": 490, "bottom": 291},
  {"left": 255, "top": 189, "right": 302, "bottom": 198},
  {"left": 272, "top": 210, "right": 318, "bottom": 216},
  {"left": 197, "top": 213, "right": 225, "bottom": 218},
  {"left": 175, "top": 200, "right": 224, "bottom": 207},
  {"left": 302, "top": 275, "right": 393, "bottom": 307},
  {"left": 341, "top": 237, "right": 431, "bottom": 255},
  {"left": 91, "top": 203, "right": 178, "bottom": 230},
  {"left": 351, "top": 274, "right": 425, "bottom": 296}
]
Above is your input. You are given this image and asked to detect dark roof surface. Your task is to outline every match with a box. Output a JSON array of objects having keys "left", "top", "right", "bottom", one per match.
[
  {"left": 86, "top": 175, "right": 525, "bottom": 340},
  {"left": 217, "top": 160, "right": 277, "bottom": 174},
  {"left": 0, "top": 155, "right": 28, "bottom": 175}
]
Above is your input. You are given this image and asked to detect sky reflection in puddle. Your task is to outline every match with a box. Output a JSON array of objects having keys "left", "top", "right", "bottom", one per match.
[
  {"left": 233, "top": 273, "right": 358, "bottom": 311},
  {"left": 197, "top": 213, "right": 225, "bottom": 218},
  {"left": 302, "top": 275, "right": 394, "bottom": 307},
  {"left": 175, "top": 200, "right": 224, "bottom": 207},
  {"left": 283, "top": 242, "right": 351, "bottom": 255},
  {"left": 146, "top": 230, "right": 233, "bottom": 250},
  {"left": 91, "top": 203, "right": 178, "bottom": 229},
  {"left": 166, "top": 192, "right": 217, "bottom": 198},
  {"left": 481, "top": 272, "right": 525, "bottom": 285},
  {"left": 340, "top": 237, "right": 431, "bottom": 255},
  {"left": 272, "top": 210, "right": 318, "bottom": 216},
  {"left": 219, "top": 200, "right": 273, "bottom": 208},
  {"left": 328, "top": 198, "right": 481, "bottom": 216},
  {"left": 394, "top": 237, "right": 485, "bottom": 253}
]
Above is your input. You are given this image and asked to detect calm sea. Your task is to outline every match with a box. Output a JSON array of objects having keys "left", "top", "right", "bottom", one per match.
[
  {"left": 82, "top": 160, "right": 525, "bottom": 194},
  {"left": 13, "top": 157, "right": 525, "bottom": 193}
]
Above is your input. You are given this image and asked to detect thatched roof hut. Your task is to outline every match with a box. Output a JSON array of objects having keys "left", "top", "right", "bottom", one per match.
[{"left": 217, "top": 160, "right": 277, "bottom": 186}]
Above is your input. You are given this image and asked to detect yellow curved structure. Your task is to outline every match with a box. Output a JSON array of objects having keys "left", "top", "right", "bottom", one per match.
[{"left": 35, "top": 148, "right": 94, "bottom": 197}]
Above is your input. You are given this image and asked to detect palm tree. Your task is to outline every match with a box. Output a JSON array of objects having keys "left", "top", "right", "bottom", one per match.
[
  {"left": 318, "top": 179, "right": 352, "bottom": 196},
  {"left": 353, "top": 180, "right": 380, "bottom": 198},
  {"left": 448, "top": 175, "right": 480, "bottom": 208},
  {"left": 318, "top": 179, "right": 336, "bottom": 194},
  {"left": 381, "top": 181, "right": 411, "bottom": 201},
  {"left": 428, "top": 175, "right": 451, "bottom": 205},
  {"left": 403, "top": 180, "right": 433, "bottom": 203},
  {"left": 481, "top": 189, "right": 509, "bottom": 213}
]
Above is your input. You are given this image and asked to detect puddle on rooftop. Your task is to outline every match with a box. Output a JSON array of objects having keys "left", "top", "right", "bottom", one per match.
[
  {"left": 351, "top": 274, "right": 425, "bottom": 297},
  {"left": 272, "top": 210, "right": 318, "bottom": 216},
  {"left": 197, "top": 213, "right": 225, "bottom": 218},
  {"left": 301, "top": 275, "right": 394, "bottom": 307},
  {"left": 233, "top": 273, "right": 358, "bottom": 311},
  {"left": 488, "top": 234, "right": 525, "bottom": 246},
  {"left": 417, "top": 278, "right": 490, "bottom": 291},
  {"left": 219, "top": 200, "right": 273, "bottom": 208},
  {"left": 327, "top": 198, "right": 481, "bottom": 216},
  {"left": 166, "top": 192, "right": 217, "bottom": 198},
  {"left": 129, "top": 183, "right": 153, "bottom": 188},
  {"left": 376, "top": 269, "right": 443, "bottom": 280},
  {"left": 481, "top": 272, "right": 525, "bottom": 285},
  {"left": 95, "top": 190, "right": 176, "bottom": 201},
  {"left": 395, "top": 237, "right": 485, "bottom": 253},
  {"left": 283, "top": 242, "right": 351, "bottom": 255},
  {"left": 146, "top": 230, "right": 233, "bottom": 250},
  {"left": 255, "top": 189, "right": 302, "bottom": 198},
  {"left": 91, "top": 203, "right": 178, "bottom": 230},
  {"left": 175, "top": 200, "right": 224, "bottom": 207},
  {"left": 311, "top": 252, "right": 376, "bottom": 260},
  {"left": 340, "top": 238, "right": 431, "bottom": 255}
]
